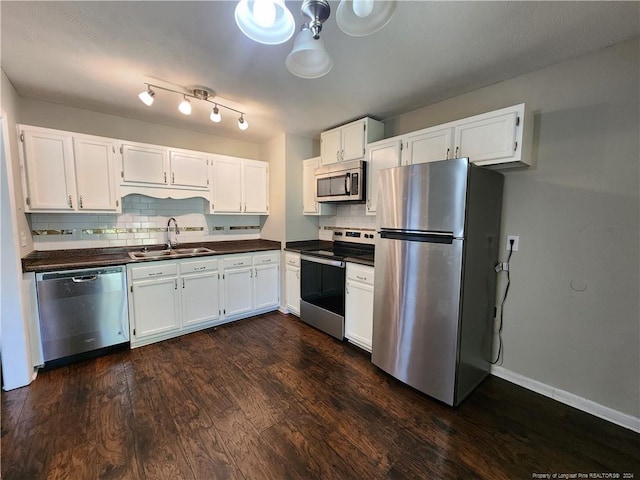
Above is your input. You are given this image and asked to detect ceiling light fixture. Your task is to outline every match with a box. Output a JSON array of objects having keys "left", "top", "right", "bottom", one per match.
[
  {"left": 137, "top": 83, "right": 248, "bottom": 131},
  {"left": 235, "top": 0, "right": 396, "bottom": 79},
  {"left": 285, "top": 24, "right": 333, "bottom": 79},
  {"left": 234, "top": 0, "right": 296, "bottom": 45}
]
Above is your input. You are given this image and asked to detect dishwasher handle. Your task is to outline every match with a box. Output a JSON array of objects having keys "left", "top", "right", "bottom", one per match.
[{"left": 71, "top": 275, "right": 98, "bottom": 283}]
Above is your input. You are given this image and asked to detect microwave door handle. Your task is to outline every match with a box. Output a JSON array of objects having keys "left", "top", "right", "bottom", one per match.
[{"left": 345, "top": 172, "right": 351, "bottom": 195}]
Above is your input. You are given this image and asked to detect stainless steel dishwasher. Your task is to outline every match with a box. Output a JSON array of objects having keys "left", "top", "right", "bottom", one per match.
[{"left": 36, "top": 266, "right": 129, "bottom": 364}]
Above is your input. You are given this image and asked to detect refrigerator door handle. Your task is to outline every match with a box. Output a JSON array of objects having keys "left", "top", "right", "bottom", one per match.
[{"left": 379, "top": 230, "right": 455, "bottom": 244}]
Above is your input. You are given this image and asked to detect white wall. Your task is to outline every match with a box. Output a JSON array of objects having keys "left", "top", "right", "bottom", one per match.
[
  {"left": 386, "top": 38, "right": 639, "bottom": 420},
  {"left": 260, "top": 133, "right": 286, "bottom": 242},
  {"left": 1, "top": 70, "right": 35, "bottom": 389}
]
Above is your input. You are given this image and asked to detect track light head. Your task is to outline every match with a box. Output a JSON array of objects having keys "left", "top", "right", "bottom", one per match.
[
  {"left": 210, "top": 105, "right": 222, "bottom": 123},
  {"left": 238, "top": 114, "right": 249, "bottom": 130},
  {"left": 138, "top": 86, "right": 155, "bottom": 106},
  {"left": 178, "top": 96, "right": 192, "bottom": 115}
]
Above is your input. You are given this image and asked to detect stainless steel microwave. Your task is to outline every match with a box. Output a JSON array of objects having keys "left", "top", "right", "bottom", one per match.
[{"left": 315, "top": 160, "right": 366, "bottom": 203}]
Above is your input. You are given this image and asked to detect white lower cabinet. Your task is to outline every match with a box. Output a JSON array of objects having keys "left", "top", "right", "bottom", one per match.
[
  {"left": 180, "top": 259, "right": 222, "bottom": 328},
  {"left": 223, "top": 256, "right": 254, "bottom": 318},
  {"left": 345, "top": 263, "right": 375, "bottom": 352},
  {"left": 129, "top": 261, "right": 181, "bottom": 344},
  {"left": 284, "top": 252, "right": 301, "bottom": 316},
  {"left": 128, "top": 251, "right": 280, "bottom": 347}
]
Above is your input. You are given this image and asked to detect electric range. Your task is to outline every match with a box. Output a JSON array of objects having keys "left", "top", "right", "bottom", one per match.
[{"left": 299, "top": 229, "right": 375, "bottom": 339}]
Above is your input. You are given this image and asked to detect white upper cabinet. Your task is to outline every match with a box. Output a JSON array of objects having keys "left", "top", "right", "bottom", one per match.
[
  {"left": 320, "top": 117, "right": 384, "bottom": 166},
  {"left": 211, "top": 155, "right": 243, "bottom": 213},
  {"left": 302, "top": 157, "right": 336, "bottom": 216},
  {"left": 365, "top": 138, "right": 402, "bottom": 215},
  {"left": 454, "top": 105, "right": 524, "bottom": 166},
  {"left": 121, "top": 143, "right": 168, "bottom": 185},
  {"left": 169, "top": 150, "right": 209, "bottom": 189},
  {"left": 402, "top": 126, "right": 455, "bottom": 166},
  {"left": 121, "top": 142, "right": 209, "bottom": 191},
  {"left": 210, "top": 155, "right": 269, "bottom": 215},
  {"left": 19, "top": 125, "right": 119, "bottom": 213},
  {"left": 73, "top": 136, "right": 119, "bottom": 211},
  {"left": 243, "top": 159, "right": 269, "bottom": 214},
  {"left": 398, "top": 104, "right": 530, "bottom": 168}
]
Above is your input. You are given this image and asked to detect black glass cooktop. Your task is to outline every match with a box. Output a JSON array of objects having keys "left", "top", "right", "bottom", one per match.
[{"left": 304, "top": 242, "right": 374, "bottom": 262}]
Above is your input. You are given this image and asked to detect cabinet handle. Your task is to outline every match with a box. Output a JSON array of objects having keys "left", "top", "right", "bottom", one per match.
[
  {"left": 239, "top": 202, "right": 242, "bottom": 212},
  {"left": 172, "top": 172, "right": 175, "bottom": 184},
  {"left": 454, "top": 146, "right": 459, "bottom": 158},
  {"left": 346, "top": 283, "right": 350, "bottom": 294},
  {"left": 164, "top": 172, "right": 167, "bottom": 183},
  {"left": 182, "top": 278, "right": 185, "bottom": 288},
  {"left": 79, "top": 195, "right": 84, "bottom": 208},
  {"left": 296, "top": 271, "right": 299, "bottom": 279},
  {"left": 336, "top": 150, "right": 340, "bottom": 162},
  {"left": 341, "top": 149, "right": 344, "bottom": 162},
  {"left": 255, "top": 268, "right": 258, "bottom": 278},
  {"left": 446, "top": 148, "right": 450, "bottom": 159},
  {"left": 244, "top": 203, "right": 247, "bottom": 213},
  {"left": 68, "top": 195, "right": 73, "bottom": 208},
  {"left": 174, "top": 279, "right": 178, "bottom": 290},
  {"left": 356, "top": 275, "right": 367, "bottom": 281},
  {"left": 250, "top": 269, "right": 253, "bottom": 278}
]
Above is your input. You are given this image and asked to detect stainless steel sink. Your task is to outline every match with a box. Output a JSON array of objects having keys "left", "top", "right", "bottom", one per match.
[
  {"left": 174, "top": 247, "right": 215, "bottom": 255},
  {"left": 128, "top": 247, "right": 215, "bottom": 260}
]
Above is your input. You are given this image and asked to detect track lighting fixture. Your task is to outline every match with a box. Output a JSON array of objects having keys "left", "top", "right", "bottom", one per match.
[
  {"left": 138, "top": 83, "right": 248, "bottom": 131},
  {"left": 235, "top": 0, "right": 396, "bottom": 79}
]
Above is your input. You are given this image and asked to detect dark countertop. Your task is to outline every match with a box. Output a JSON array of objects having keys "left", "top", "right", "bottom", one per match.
[
  {"left": 22, "top": 239, "right": 282, "bottom": 273},
  {"left": 285, "top": 240, "right": 375, "bottom": 268}
]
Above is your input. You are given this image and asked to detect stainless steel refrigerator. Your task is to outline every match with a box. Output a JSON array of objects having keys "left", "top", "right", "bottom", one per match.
[{"left": 372, "top": 158, "right": 503, "bottom": 406}]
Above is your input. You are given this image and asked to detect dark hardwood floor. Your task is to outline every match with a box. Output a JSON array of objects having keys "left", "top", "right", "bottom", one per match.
[{"left": 2, "top": 312, "right": 639, "bottom": 479}]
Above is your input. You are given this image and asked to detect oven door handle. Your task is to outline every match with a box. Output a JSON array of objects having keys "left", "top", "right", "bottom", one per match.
[
  {"left": 345, "top": 172, "right": 351, "bottom": 195},
  {"left": 301, "top": 255, "right": 345, "bottom": 268}
]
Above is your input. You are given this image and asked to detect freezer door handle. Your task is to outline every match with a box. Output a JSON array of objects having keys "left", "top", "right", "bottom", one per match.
[{"left": 379, "top": 230, "right": 455, "bottom": 244}]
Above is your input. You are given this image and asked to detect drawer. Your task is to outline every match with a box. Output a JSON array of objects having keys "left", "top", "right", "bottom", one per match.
[
  {"left": 285, "top": 252, "right": 300, "bottom": 267},
  {"left": 346, "top": 263, "right": 374, "bottom": 285},
  {"left": 223, "top": 256, "right": 252, "bottom": 269},
  {"left": 253, "top": 252, "right": 280, "bottom": 265},
  {"left": 130, "top": 261, "right": 178, "bottom": 280},
  {"left": 180, "top": 258, "right": 219, "bottom": 274}
]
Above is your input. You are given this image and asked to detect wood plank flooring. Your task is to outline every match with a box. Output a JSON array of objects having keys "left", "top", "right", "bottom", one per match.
[{"left": 2, "top": 312, "right": 639, "bottom": 479}]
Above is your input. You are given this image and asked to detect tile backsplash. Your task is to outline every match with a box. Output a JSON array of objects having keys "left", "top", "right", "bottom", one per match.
[
  {"left": 31, "top": 194, "right": 262, "bottom": 250},
  {"left": 318, "top": 204, "right": 376, "bottom": 240}
]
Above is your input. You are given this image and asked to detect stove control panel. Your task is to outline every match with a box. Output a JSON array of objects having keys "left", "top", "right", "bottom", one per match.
[{"left": 332, "top": 228, "right": 376, "bottom": 245}]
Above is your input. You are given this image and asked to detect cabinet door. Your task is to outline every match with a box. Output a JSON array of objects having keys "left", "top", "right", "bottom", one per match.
[
  {"left": 131, "top": 277, "right": 180, "bottom": 338},
  {"left": 366, "top": 138, "right": 401, "bottom": 215},
  {"left": 212, "top": 156, "right": 243, "bottom": 213},
  {"left": 21, "top": 129, "right": 76, "bottom": 211},
  {"left": 254, "top": 263, "right": 279, "bottom": 310},
  {"left": 320, "top": 129, "right": 342, "bottom": 166},
  {"left": 181, "top": 271, "right": 221, "bottom": 327},
  {"left": 169, "top": 150, "right": 209, "bottom": 189},
  {"left": 342, "top": 120, "right": 366, "bottom": 161},
  {"left": 345, "top": 279, "right": 374, "bottom": 352},
  {"left": 224, "top": 267, "right": 254, "bottom": 316},
  {"left": 122, "top": 143, "right": 168, "bottom": 185},
  {"left": 403, "top": 127, "right": 454, "bottom": 166},
  {"left": 285, "top": 264, "right": 300, "bottom": 316},
  {"left": 455, "top": 111, "right": 518, "bottom": 163},
  {"left": 73, "top": 137, "right": 118, "bottom": 211},
  {"left": 243, "top": 160, "right": 269, "bottom": 214}
]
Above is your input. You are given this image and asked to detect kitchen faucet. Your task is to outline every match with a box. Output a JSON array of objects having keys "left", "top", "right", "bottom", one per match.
[{"left": 167, "top": 217, "right": 180, "bottom": 249}]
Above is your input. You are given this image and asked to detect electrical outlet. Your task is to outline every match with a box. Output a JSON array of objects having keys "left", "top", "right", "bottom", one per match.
[{"left": 506, "top": 235, "right": 519, "bottom": 251}]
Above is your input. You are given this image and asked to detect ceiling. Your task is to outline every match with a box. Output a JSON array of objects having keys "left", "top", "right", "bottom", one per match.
[{"left": 2, "top": 1, "right": 639, "bottom": 144}]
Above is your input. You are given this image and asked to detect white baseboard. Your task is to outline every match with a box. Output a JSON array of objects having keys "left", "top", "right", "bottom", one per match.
[{"left": 491, "top": 366, "right": 640, "bottom": 433}]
